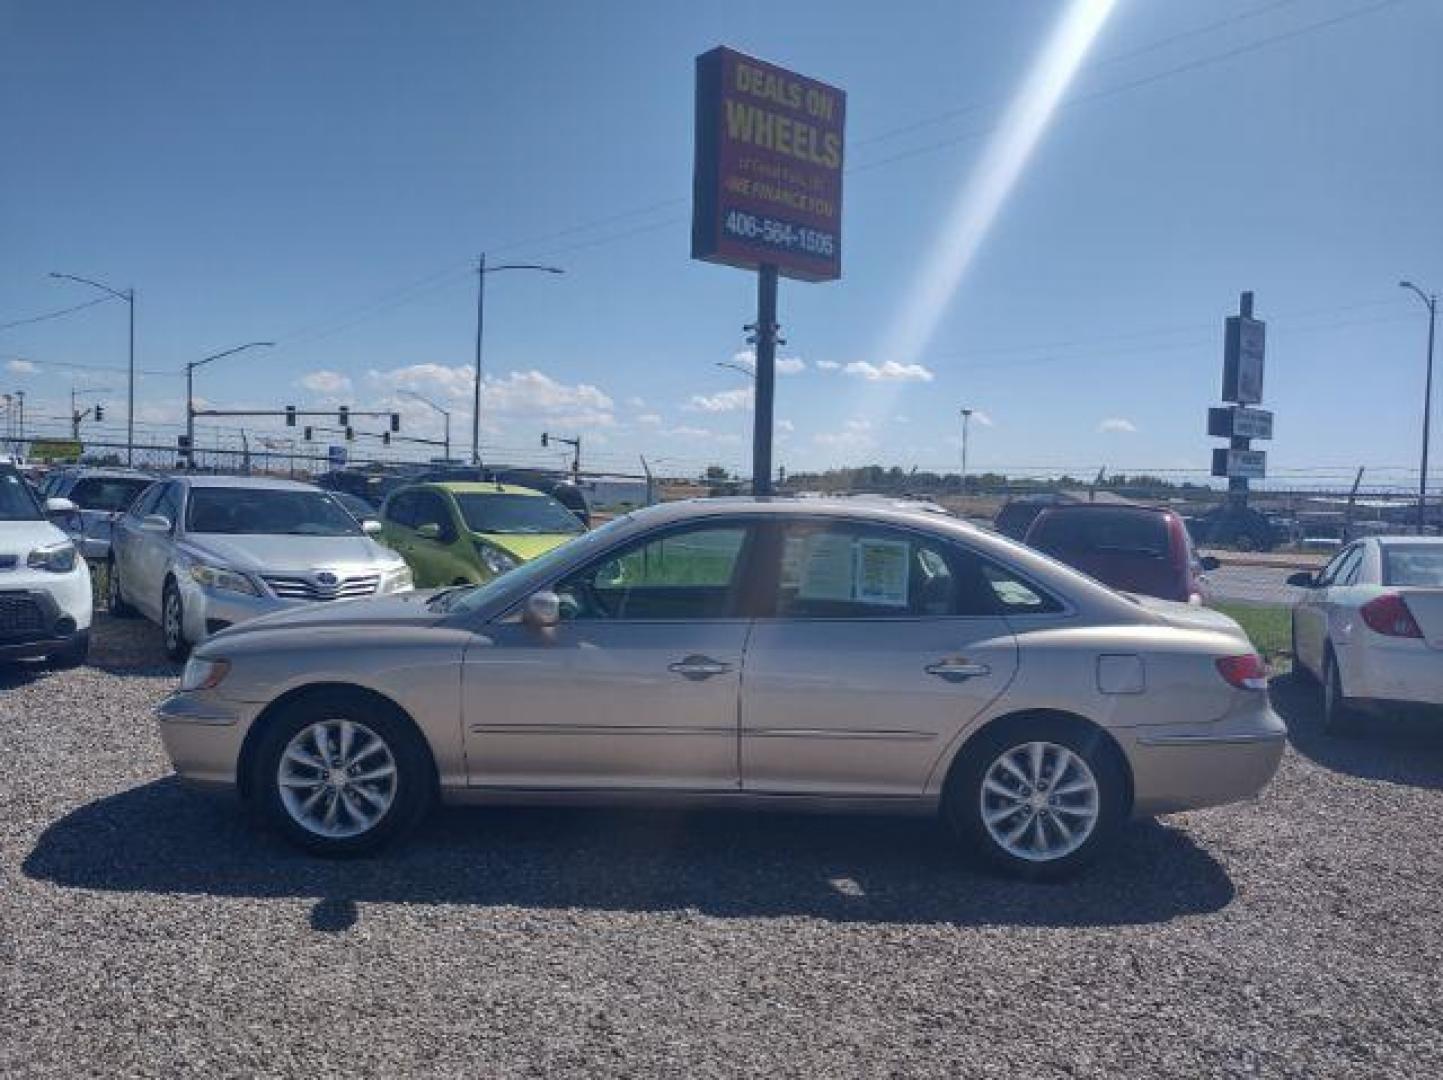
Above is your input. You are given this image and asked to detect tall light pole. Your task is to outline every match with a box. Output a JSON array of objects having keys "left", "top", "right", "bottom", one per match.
[
  {"left": 49, "top": 272, "right": 135, "bottom": 464},
  {"left": 185, "top": 342, "right": 274, "bottom": 469},
  {"left": 1401, "top": 281, "right": 1438, "bottom": 532},
  {"left": 472, "top": 254, "right": 565, "bottom": 468},
  {"left": 399, "top": 389, "right": 452, "bottom": 462},
  {"left": 959, "top": 407, "right": 974, "bottom": 490}
]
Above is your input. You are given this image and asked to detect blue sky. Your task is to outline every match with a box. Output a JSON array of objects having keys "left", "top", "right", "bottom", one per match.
[{"left": 2, "top": 0, "right": 1440, "bottom": 484}]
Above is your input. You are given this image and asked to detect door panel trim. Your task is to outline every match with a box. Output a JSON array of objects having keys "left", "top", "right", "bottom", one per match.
[
  {"left": 742, "top": 728, "right": 937, "bottom": 742},
  {"left": 468, "top": 723, "right": 735, "bottom": 737}
]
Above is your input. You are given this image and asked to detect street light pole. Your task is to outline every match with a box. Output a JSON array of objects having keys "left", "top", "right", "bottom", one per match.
[
  {"left": 184, "top": 342, "right": 275, "bottom": 469},
  {"left": 470, "top": 254, "right": 565, "bottom": 469},
  {"left": 960, "top": 407, "right": 974, "bottom": 489},
  {"left": 1401, "top": 281, "right": 1438, "bottom": 532},
  {"left": 49, "top": 272, "right": 135, "bottom": 464},
  {"left": 399, "top": 389, "right": 452, "bottom": 462}
]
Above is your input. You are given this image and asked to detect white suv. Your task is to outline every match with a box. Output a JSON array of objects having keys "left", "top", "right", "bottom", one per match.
[{"left": 0, "top": 465, "right": 92, "bottom": 667}]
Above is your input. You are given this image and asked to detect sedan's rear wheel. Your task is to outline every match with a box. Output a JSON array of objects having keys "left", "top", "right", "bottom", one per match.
[
  {"left": 253, "top": 692, "right": 433, "bottom": 855},
  {"left": 946, "top": 717, "right": 1127, "bottom": 881}
]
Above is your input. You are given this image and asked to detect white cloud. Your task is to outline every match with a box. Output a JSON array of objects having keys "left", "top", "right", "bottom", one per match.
[
  {"left": 6, "top": 359, "right": 36, "bottom": 374},
  {"left": 844, "top": 360, "right": 935, "bottom": 382},
  {"left": 815, "top": 360, "right": 841, "bottom": 371},
  {"left": 627, "top": 396, "right": 646, "bottom": 408},
  {"left": 664, "top": 425, "right": 718, "bottom": 439},
  {"left": 298, "top": 370, "right": 353, "bottom": 395},
  {"left": 777, "top": 419, "right": 795, "bottom": 433},
  {"left": 367, "top": 365, "right": 615, "bottom": 428},
  {"left": 813, "top": 417, "right": 877, "bottom": 452},
  {"left": 730, "top": 349, "right": 805, "bottom": 375},
  {"left": 637, "top": 412, "right": 663, "bottom": 426},
  {"left": 1098, "top": 417, "right": 1137, "bottom": 433},
  {"left": 967, "top": 409, "right": 995, "bottom": 427},
  {"left": 686, "top": 386, "right": 753, "bottom": 413}
]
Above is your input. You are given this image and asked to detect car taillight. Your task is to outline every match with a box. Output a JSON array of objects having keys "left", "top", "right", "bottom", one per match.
[
  {"left": 1216, "top": 653, "right": 1268, "bottom": 691},
  {"left": 1360, "top": 594, "right": 1423, "bottom": 638}
]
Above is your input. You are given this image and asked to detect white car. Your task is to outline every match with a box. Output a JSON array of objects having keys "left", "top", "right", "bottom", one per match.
[
  {"left": 0, "top": 465, "right": 93, "bottom": 667},
  {"left": 1289, "top": 536, "right": 1443, "bottom": 731}
]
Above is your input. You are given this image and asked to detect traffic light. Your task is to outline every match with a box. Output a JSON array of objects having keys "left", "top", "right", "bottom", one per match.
[
  {"left": 541, "top": 432, "right": 549, "bottom": 447},
  {"left": 382, "top": 431, "right": 391, "bottom": 446},
  {"left": 93, "top": 404, "right": 104, "bottom": 422},
  {"left": 390, "top": 412, "right": 400, "bottom": 433},
  {"left": 177, "top": 434, "right": 191, "bottom": 450},
  {"left": 303, "top": 426, "right": 313, "bottom": 442},
  {"left": 338, "top": 405, "right": 350, "bottom": 426},
  {"left": 285, "top": 405, "right": 296, "bottom": 427},
  {"left": 345, "top": 427, "right": 354, "bottom": 442}
]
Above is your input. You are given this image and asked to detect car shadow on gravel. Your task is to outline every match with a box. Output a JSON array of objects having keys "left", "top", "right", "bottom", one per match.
[
  {"left": 1272, "top": 672, "right": 1443, "bottom": 791},
  {"left": 24, "top": 778, "right": 1235, "bottom": 928}
]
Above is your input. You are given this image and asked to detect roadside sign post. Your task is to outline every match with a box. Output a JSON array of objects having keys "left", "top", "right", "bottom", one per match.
[
  {"left": 692, "top": 47, "right": 845, "bottom": 495},
  {"left": 1210, "top": 291, "right": 1271, "bottom": 504}
]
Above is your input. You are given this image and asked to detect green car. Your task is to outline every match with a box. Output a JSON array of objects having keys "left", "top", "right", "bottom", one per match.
[{"left": 378, "top": 482, "right": 586, "bottom": 587}]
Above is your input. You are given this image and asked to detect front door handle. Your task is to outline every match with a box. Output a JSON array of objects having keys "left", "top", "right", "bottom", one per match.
[
  {"left": 925, "top": 659, "right": 991, "bottom": 682},
  {"left": 668, "top": 655, "right": 733, "bottom": 680}
]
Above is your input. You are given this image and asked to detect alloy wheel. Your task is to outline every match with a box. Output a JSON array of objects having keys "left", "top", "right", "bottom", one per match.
[
  {"left": 277, "top": 719, "right": 398, "bottom": 839},
  {"left": 979, "top": 740, "right": 1100, "bottom": 862}
]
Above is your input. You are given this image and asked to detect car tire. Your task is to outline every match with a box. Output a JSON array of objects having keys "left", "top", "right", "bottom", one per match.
[
  {"left": 1322, "top": 648, "right": 1358, "bottom": 736},
  {"left": 107, "top": 559, "right": 137, "bottom": 618},
  {"left": 161, "top": 580, "right": 190, "bottom": 662},
  {"left": 251, "top": 690, "right": 435, "bottom": 856},
  {"left": 944, "top": 715, "right": 1129, "bottom": 882},
  {"left": 47, "top": 630, "right": 90, "bottom": 669}
]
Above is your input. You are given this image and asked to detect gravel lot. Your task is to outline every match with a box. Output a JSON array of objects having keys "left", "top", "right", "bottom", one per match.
[{"left": 3, "top": 616, "right": 1442, "bottom": 1078}]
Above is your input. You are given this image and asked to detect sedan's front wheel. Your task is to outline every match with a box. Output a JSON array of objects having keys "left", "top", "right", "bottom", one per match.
[
  {"left": 946, "top": 717, "right": 1128, "bottom": 881},
  {"left": 253, "top": 692, "right": 434, "bottom": 855}
]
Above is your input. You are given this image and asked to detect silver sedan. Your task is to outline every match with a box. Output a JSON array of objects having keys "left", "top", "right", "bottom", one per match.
[{"left": 156, "top": 497, "right": 1285, "bottom": 879}]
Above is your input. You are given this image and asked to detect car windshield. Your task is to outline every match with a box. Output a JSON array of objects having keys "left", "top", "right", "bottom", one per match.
[
  {"left": 68, "top": 476, "right": 152, "bottom": 513},
  {"left": 1382, "top": 545, "right": 1443, "bottom": 587},
  {"left": 455, "top": 492, "right": 585, "bottom": 535},
  {"left": 186, "top": 488, "right": 362, "bottom": 536},
  {"left": 444, "top": 514, "right": 633, "bottom": 613},
  {"left": 0, "top": 471, "right": 43, "bottom": 521}
]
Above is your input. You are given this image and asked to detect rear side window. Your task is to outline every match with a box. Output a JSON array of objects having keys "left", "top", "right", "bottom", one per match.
[
  {"left": 1382, "top": 545, "right": 1443, "bottom": 587},
  {"left": 1030, "top": 510, "right": 1169, "bottom": 558}
]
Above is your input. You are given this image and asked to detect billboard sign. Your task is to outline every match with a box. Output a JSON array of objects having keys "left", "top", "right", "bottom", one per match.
[
  {"left": 1222, "top": 316, "right": 1265, "bottom": 404},
  {"left": 1212, "top": 448, "right": 1267, "bottom": 480},
  {"left": 1207, "top": 405, "right": 1274, "bottom": 440},
  {"left": 692, "top": 47, "right": 845, "bottom": 282},
  {"left": 327, "top": 445, "right": 348, "bottom": 468}
]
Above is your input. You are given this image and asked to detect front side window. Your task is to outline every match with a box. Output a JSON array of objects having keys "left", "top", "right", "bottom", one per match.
[
  {"left": 555, "top": 525, "right": 749, "bottom": 621},
  {"left": 127, "top": 482, "right": 164, "bottom": 519},
  {"left": 455, "top": 492, "right": 585, "bottom": 536},
  {"left": 412, "top": 492, "right": 457, "bottom": 542},
  {"left": 383, "top": 490, "right": 419, "bottom": 528},
  {"left": 186, "top": 488, "right": 361, "bottom": 537},
  {"left": 154, "top": 484, "right": 183, "bottom": 531},
  {"left": 0, "top": 470, "right": 42, "bottom": 522}
]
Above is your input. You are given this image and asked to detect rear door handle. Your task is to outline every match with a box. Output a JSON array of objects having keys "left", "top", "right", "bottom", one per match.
[
  {"left": 668, "top": 655, "right": 733, "bottom": 680},
  {"left": 925, "top": 660, "right": 991, "bottom": 682}
]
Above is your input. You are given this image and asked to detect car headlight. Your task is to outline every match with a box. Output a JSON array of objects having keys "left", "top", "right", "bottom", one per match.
[
  {"left": 180, "top": 655, "right": 231, "bottom": 692},
  {"left": 27, "top": 540, "right": 77, "bottom": 573},
  {"left": 189, "top": 564, "right": 260, "bottom": 595},
  {"left": 383, "top": 563, "right": 414, "bottom": 592},
  {"left": 473, "top": 541, "right": 519, "bottom": 577}
]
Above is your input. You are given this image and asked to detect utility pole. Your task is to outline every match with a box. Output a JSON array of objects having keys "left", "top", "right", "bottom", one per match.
[
  {"left": 472, "top": 254, "right": 565, "bottom": 468},
  {"left": 400, "top": 389, "right": 452, "bottom": 462},
  {"left": 1400, "top": 281, "right": 1437, "bottom": 532},
  {"left": 15, "top": 390, "right": 24, "bottom": 447}
]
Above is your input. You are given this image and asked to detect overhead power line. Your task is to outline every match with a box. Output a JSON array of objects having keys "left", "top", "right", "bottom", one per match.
[{"left": 0, "top": 295, "right": 115, "bottom": 333}]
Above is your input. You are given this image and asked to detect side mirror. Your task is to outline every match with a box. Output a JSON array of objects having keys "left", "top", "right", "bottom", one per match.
[
  {"left": 45, "top": 497, "right": 78, "bottom": 516},
  {"left": 1286, "top": 571, "right": 1316, "bottom": 588},
  {"left": 415, "top": 522, "right": 442, "bottom": 541},
  {"left": 1199, "top": 556, "right": 1221, "bottom": 572},
  {"left": 522, "top": 589, "right": 561, "bottom": 629},
  {"left": 140, "top": 514, "right": 172, "bottom": 534},
  {"left": 361, "top": 519, "right": 383, "bottom": 537}
]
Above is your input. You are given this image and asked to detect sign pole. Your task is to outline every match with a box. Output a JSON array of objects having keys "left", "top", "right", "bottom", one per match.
[
  {"left": 752, "top": 263, "right": 779, "bottom": 496},
  {"left": 1228, "top": 290, "right": 1255, "bottom": 509}
]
